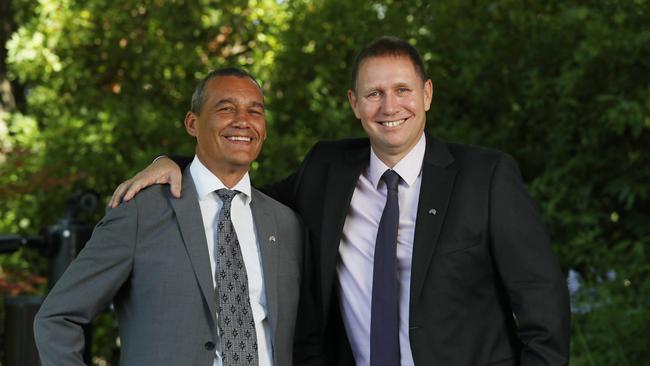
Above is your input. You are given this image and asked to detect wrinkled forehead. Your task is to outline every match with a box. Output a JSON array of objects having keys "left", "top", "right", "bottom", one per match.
[{"left": 206, "top": 76, "right": 264, "bottom": 103}]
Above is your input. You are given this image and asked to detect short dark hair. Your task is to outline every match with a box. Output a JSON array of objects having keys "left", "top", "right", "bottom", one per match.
[
  {"left": 190, "top": 67, "right": 261, "bottom": 114},
  {"left": 350, "top": 36, "right": 428, "bottom": 92}
]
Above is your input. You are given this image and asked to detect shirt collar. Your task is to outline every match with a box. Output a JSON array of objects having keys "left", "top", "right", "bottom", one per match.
[
  {"left": 189, "top": 155, "right": 252, "bottom": 205},
  {"left": 368, "top": 132, "right": 426, "bottom": 189}
]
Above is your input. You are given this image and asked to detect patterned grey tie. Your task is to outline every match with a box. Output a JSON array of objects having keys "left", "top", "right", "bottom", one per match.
[{"left": 215, "top": 189, "right": 258, "bottom": 366}]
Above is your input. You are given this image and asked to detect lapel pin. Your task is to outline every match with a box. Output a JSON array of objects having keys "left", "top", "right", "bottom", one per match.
[
  {"left": 428, "top": 209, "right": 437, "bottom": 215},
  {"left": 269, "top": 235, "right": 276, "bottom": 243}
]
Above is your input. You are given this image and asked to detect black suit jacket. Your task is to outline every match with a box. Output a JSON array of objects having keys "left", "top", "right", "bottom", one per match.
[
  {"left": 264, "top": 133, "right": 569, "bottom": 366},
  {"left": 175, "top": 133, "right": 570, "bottom": 365}
]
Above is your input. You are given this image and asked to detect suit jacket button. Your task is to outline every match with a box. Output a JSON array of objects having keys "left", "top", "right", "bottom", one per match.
[{"left": 204, "top": 341, "right": 215, "bottom": 350}]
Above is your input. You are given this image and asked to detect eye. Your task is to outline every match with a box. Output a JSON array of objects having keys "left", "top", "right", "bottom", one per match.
[
  {"left": 218, "top": 106, "right": 235, "bottom": 112},
  {"left": 397, "top": 87, "right": 411, "bottom": 95},
  {"left": 366, "top": 90, "right": 381, "bottom": 100},
  {"left": 248, "top": 108, "right": 263, "bottom": 115}
]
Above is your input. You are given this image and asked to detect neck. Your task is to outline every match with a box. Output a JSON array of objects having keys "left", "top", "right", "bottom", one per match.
[
  {"left": 374, "top": 150, "right": 407, "bottom": 169},
  {"left": 196, "top": 155, "right": 248, "bottom": 188},
  {"left": 372, "top": 131, "right": 425, "bottom": 168},
  {"left": 214, "top": 171, "right": 247, "bottom": 189}
]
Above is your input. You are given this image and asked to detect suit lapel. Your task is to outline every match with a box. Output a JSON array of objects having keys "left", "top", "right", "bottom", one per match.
[
  {"left": 410, "top": 134, "right": 457, "bottom": 303},
  {"left": 316, "top": 135, "right": 456, "bottom": 316},
  {"left": 170, "top": 169, "right": 217, "bottom": 322},
  {"left": 320, "top": 144, "right": 369, "bottom": 316},
  {"left": 250, "top": 190, "right": 279, "bottom": 346}
]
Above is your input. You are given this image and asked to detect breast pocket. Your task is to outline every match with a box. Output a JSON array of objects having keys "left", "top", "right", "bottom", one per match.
[{"left": 434, "top": 226, "right": 484, "bottom": 256}]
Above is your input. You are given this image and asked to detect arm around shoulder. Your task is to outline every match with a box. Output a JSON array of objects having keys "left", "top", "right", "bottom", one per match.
[
  {"left": 261, "top": 141, "right": 323, "bottom": 208},
  {"left": 109, "top": 155, "right": 190, "bottom": 207}
]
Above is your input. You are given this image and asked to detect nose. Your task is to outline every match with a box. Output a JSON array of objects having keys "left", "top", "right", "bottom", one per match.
[
  {"left": 381, "top": 92, "right": 399, "bottom": 115},
  {"left": 232, "top": 109, "right": 251, "bottom": 128}
]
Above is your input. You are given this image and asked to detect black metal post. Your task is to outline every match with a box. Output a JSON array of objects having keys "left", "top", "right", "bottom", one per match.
[{"left": 2, "top": 190, "right": 99, "bottom": 366}]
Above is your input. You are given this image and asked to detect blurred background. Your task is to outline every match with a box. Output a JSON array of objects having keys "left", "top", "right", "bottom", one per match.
[{"left": 1, "top": 0, "right": 648, "bottom": 365}]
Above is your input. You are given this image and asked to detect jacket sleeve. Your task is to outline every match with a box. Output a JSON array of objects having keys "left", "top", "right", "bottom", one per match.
[
  {"left": 488, "top": 153, "right": 570, "bottom": 365},
  {"left": 33, "top": 200, "right": 137, "bottom": 366},
  {"left": 168, "top": 154, "right": 193, "bottom": 171},
  {"left": 261, "top": 141, "right": 321, "bottom": 209}
]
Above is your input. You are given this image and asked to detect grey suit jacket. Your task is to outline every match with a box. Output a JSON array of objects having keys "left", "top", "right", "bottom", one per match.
[{"left": 34, "top": 169, "right": 306, "bottom": 365}]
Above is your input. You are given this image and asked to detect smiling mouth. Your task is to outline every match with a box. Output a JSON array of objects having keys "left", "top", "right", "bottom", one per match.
[
  {"left": 225, "top": 136, "right": 253, "bottom": 142},
  {"left": 379, "top": 118, "right": 407, "bottom": 127}
]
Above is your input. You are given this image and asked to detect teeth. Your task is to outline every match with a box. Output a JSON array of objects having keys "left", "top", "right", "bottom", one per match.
[
  {"left": 227, "top": 136, "right": 252, "bottom": 142},
  {"left": 381, "top": 119, "right": 406, "bottom": 127}
]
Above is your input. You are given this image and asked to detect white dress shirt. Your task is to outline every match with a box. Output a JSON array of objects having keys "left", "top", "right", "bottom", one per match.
[
  {"left": 190, "top": 156, "right": 273, "bottom": 366},
  {"left": 337, "top": 133, "right": 426, "bottom": 366}
]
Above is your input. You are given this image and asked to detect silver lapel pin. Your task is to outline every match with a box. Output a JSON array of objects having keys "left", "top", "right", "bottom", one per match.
[
  {"left": 269, "top": 235, "right": 276, "bottom": 243},
  {"left": 428, "top": 208, "right": 437, "bottom": 215}
]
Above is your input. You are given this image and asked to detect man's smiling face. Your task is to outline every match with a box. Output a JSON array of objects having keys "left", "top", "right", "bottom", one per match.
[
  {"left": 348, "top": 55, "right": 432, "bottom": 166},
  {"left": 185, "top": 75, "right": 266, "bottom": 175}
]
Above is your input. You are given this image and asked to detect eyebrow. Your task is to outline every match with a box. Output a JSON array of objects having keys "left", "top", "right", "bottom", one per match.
[
  {"left": 215, "top": 98, "right": 265, "bottom": 109},
  {"left": 249, "top": 101, "right": 265, "bottom": 110},
  {"left": 363, "top": 81, "right": 413, "bottom": 91}
]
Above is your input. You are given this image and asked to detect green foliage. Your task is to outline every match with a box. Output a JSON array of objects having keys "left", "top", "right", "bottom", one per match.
[
  {"left": 260, "top": 0, "right": 433, "bottom": 182},
  {"left": 419, "top": 1, "right": 650, "bottom": 362},
  {"left": 571, "top": 278, "right": 650, "bottom": 366},
  {"left": 1, "top": 0, "right": 286, "bottom": 249},
  {"left": 2, "top": 0, "right": 286, "bottom": 363},
  {"left": 1, "top": 0, "right": 649, "bottom": 364},
  {"left": 4, "top": 0, "right": 286, "bottom": 202}
]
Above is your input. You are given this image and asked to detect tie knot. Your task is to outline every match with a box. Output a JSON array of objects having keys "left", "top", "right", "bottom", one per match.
[
  {"left": 381, "top": 169, "right": 400, "bottom": 192},
  {"left": 216, "top": 189, "right": 238, "bottom": 207}
]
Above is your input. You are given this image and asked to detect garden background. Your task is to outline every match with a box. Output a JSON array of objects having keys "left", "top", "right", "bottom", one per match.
[{"left": 1, "top": 0, "right": 649, "bottom": 364}]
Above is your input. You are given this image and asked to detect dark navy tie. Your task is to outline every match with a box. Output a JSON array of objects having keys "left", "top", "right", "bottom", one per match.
[{"left": 370, "top": 169, "right": 401, "bottom": 366}]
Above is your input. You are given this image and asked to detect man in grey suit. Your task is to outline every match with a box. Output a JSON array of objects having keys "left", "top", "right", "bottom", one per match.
[{"left": 34, "top": 68, "right": 314, "bottom": 365}]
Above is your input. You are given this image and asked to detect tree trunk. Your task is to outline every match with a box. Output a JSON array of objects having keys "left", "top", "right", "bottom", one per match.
[{"left": 1, "top": 0, "right": 17, "bottom": 114}]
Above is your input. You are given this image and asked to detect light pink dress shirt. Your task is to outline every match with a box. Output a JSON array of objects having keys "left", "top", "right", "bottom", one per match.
[{"left": 337, "top": 133, "right": 425, "bottom": 366}]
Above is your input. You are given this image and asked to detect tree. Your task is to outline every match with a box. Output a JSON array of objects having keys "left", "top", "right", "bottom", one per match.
[
  {"left": 266, "top": 1, "right": 650, "bottom": 363},
  {"left": 2, "top": 0, "right": 649, "bottom": 364},
  {"left": 2, "top": 0, "right": 286, "bottom": 363}
]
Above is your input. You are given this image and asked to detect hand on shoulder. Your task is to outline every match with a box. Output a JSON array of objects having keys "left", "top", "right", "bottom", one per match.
[{"left": 109, "top": 156, "right": 182, "bottom": 208}]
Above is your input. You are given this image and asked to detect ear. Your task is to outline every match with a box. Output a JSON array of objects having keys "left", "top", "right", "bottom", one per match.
[
  {"left": 423, "top": 79, "right": 433, "bottom": 112},
  {"left": 184, "top": 111, "right": 198, "bottom": 137},
  {"left": 347, "top": 89, "right": 361, "bottom": 119}
]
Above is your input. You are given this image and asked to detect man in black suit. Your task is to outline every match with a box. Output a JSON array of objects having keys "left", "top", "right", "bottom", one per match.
[{"left": 111, "top": 36, "right": 570, "bottom": 365}]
